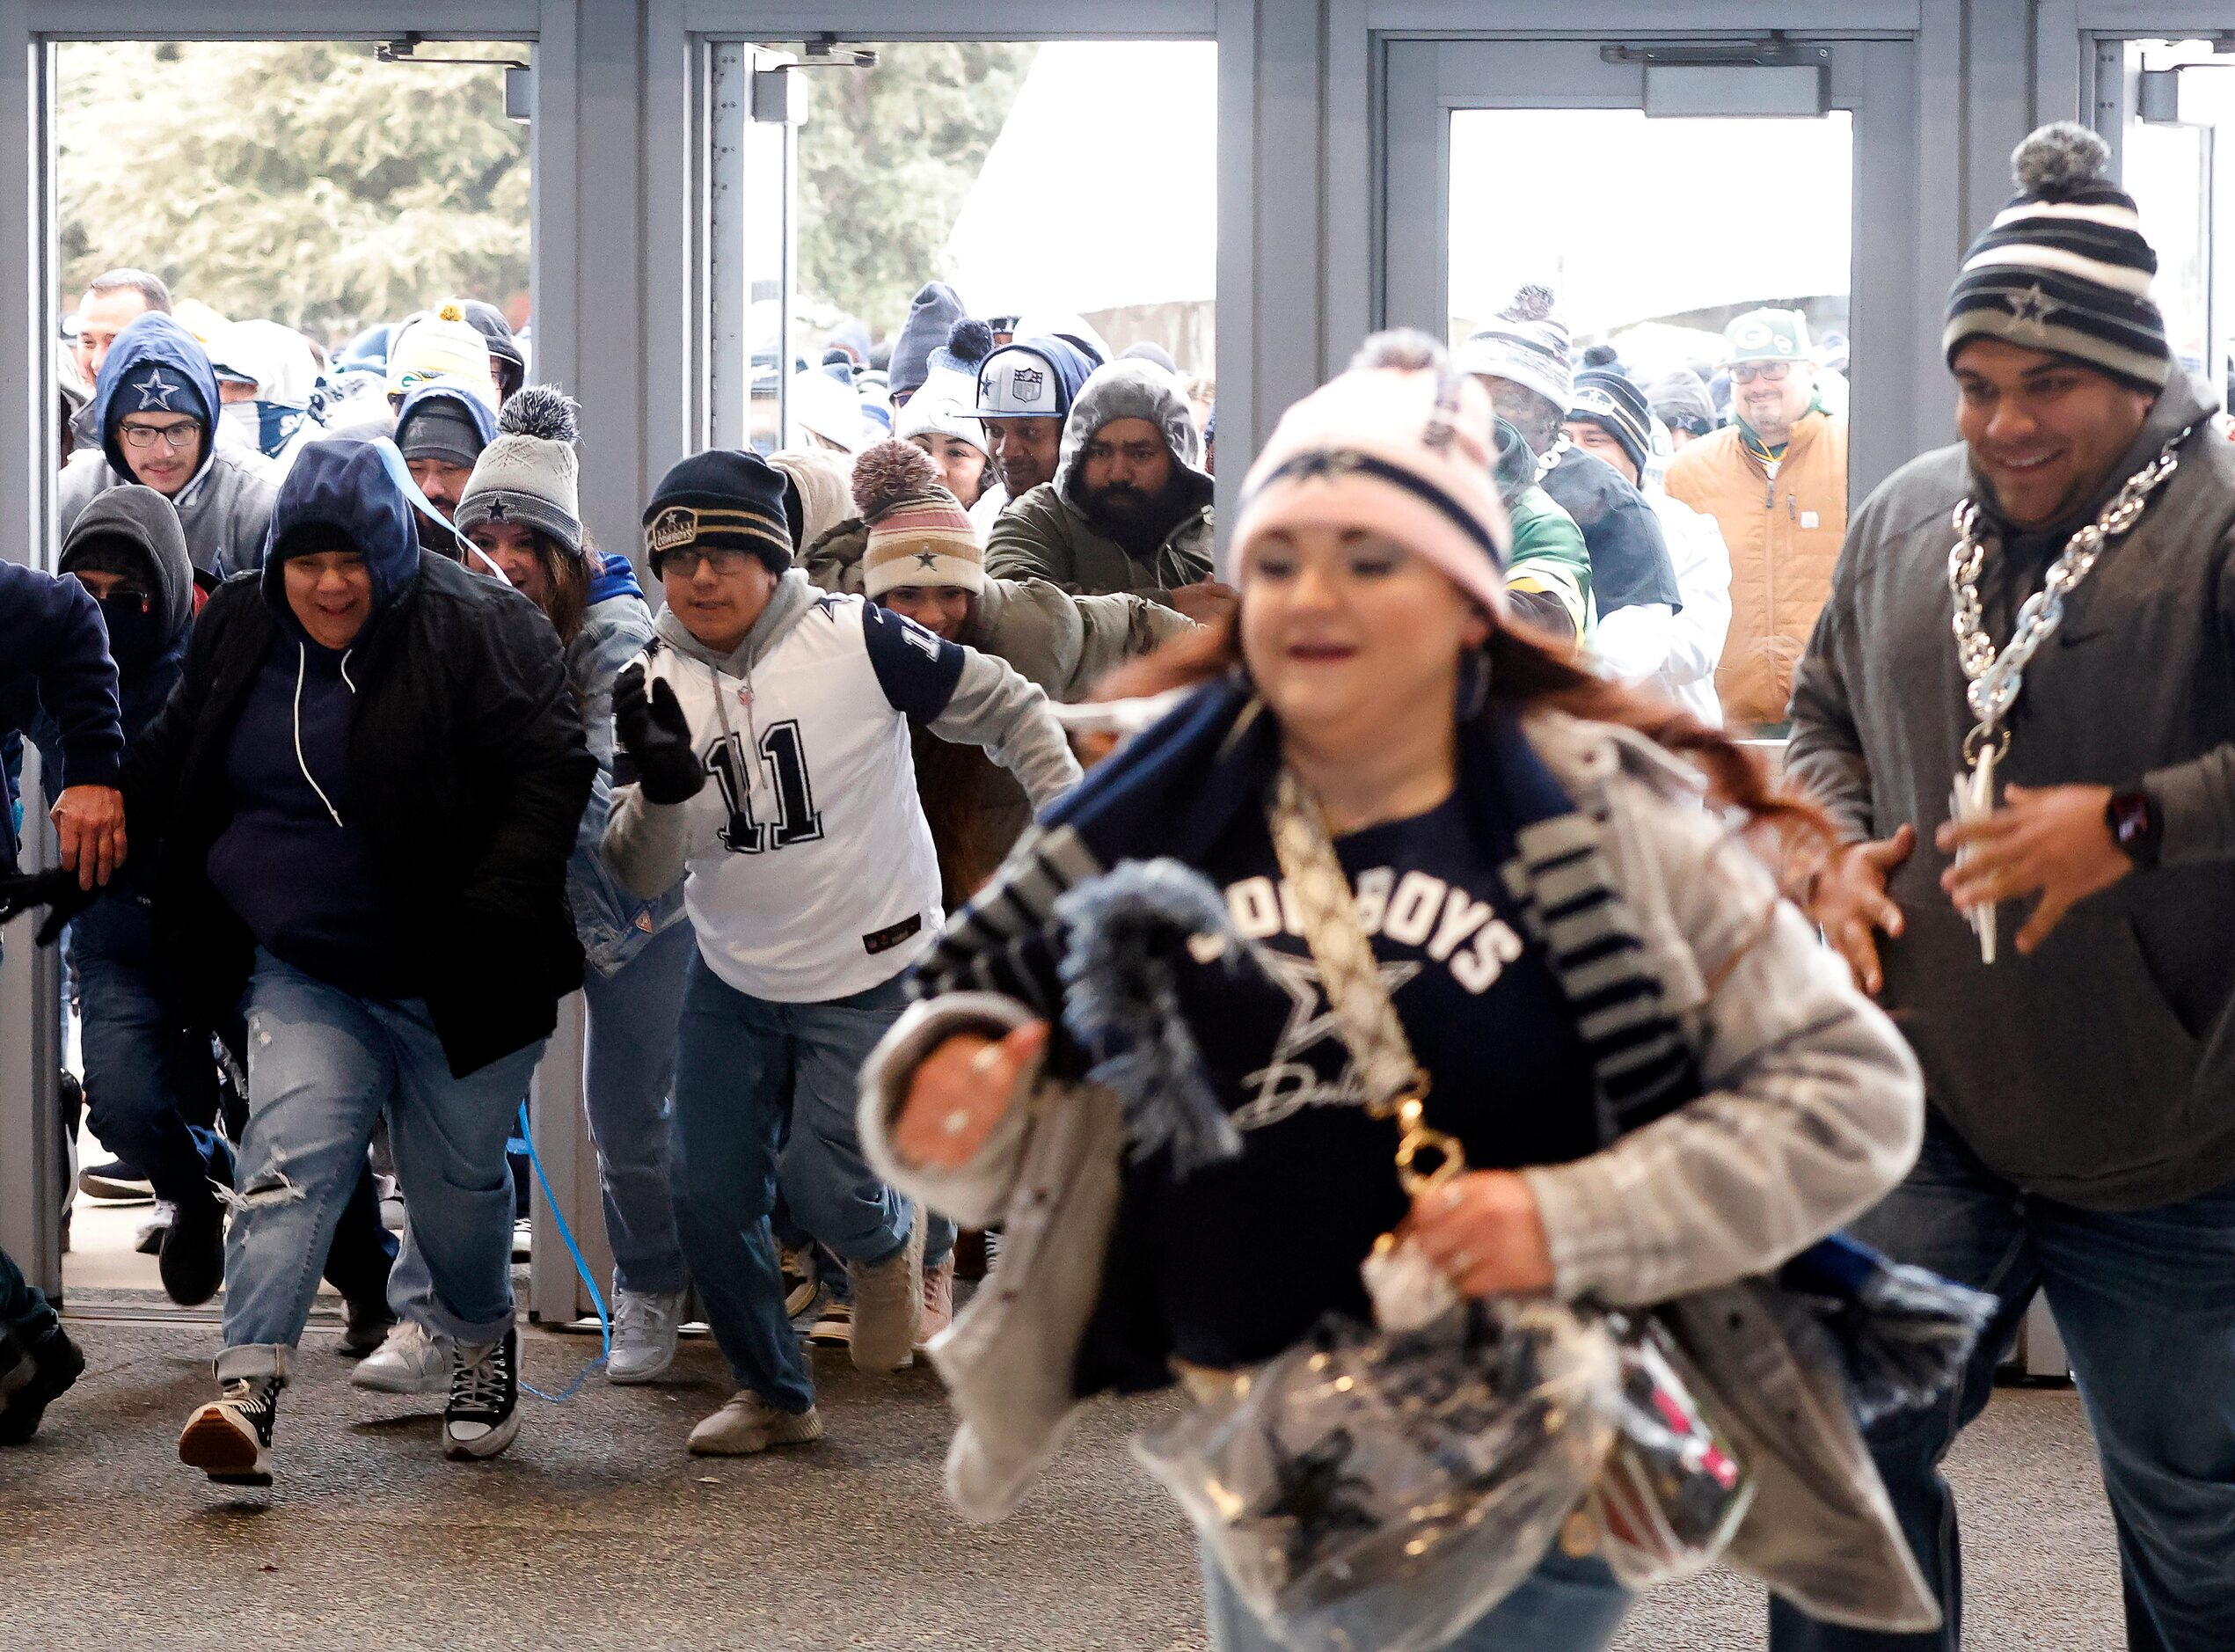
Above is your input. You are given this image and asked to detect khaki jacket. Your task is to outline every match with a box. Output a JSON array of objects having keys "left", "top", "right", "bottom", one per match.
[{"left": 1665, "top": 410, "right": 1847, "bottom": 727}]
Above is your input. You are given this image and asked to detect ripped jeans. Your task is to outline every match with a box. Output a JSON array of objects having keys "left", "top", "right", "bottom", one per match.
[{"left": 216, "top": 949, "right": 545, "bottom": 1382}]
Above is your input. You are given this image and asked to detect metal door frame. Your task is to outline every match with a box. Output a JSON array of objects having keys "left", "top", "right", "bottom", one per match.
[{"left": 1374, "top": 30, "right": 1934, "bottom": 504}]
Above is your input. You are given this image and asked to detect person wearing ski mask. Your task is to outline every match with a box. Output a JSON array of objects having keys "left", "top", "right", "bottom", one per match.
[
  {"left": 58, "top": 311, "right": 277, "bottom": 579},
  {"left": 208, "top": 319, "right": 324, "bottom": 477},
  {"left": 394, "top": 379, "right": 499, "bottom": 555}
]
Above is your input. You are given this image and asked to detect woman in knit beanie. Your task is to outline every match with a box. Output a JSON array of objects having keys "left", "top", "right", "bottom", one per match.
[
  {"left": 356, "top": 384, "right": 702, "bottom": 1394},
  {"left": 866, "top": 332, "right": 1931, "bottom": 1651}
]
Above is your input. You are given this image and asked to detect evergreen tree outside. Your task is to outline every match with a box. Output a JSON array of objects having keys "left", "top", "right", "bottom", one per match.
[
  {"left": 55, "top": 39, "right": 1034, "bottom": 347},
  {"left": 58, "top": 41, "right": 530, "bottom": 346},
  {"left": 792, "top": 42, "right": 1036, "bottom": 337}
]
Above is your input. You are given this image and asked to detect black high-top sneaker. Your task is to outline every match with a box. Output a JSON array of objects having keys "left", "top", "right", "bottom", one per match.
[
  {"left": 0, "top": 1320, "right": 86, "bottom": 1446},
  {"left": 178, "top": 1373, "right": 283, "bottom": 1485},
  {"left": 443, "top": 1325, "right": 521, "bottom": 1461}
]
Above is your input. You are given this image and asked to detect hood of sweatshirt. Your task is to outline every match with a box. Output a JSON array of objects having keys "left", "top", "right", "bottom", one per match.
[
  {"left": 1054, "top": 360, "right": 1215, "bottom": 516},
  {"left": 394, "top": 379, "right": 500, "bottom": 459},
  {"left": 258, "top": 437, "right": 425, "bottom": 642},
  {"left": 589, "top": 550, "right": 646, "bottom": 609},
  {"left": 59, "top": 482, "right": 195, "bottom": 646},
  {"left": 653, "top": 566, "right": 819, "bottom": 676},
  {"left": 95, "top": 312, "right": 222, "bottom": 488}
]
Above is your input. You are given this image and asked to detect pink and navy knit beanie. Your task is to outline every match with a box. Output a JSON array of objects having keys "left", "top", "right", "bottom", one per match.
[
  {"left": 1232, "top": 330, "right": 1511, "bottom": 618},
  {"left": 853, "top": 441, "right": 982, "bottom": 598}
]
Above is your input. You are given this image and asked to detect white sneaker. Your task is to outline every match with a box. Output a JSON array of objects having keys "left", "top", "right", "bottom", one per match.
[
  {"left": 351, "top": 1319, "right": 451, "bottom": 1394},
  {"left": 917, "top": 1255, "right": 956, "bottom": 1349},
  {"left": 605, "top": 1288, "right": 683, "bottom": 1385},
  {"left": 687, "top": 1390, "right": 823, "bottom": 1456},
  {"left": 847, "top": 1218, "right": 924, "bottom": 1374}
]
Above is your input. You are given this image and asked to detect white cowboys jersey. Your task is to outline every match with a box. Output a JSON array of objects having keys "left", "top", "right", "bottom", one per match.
[{"left": 630, "top": 593, "right": 961, "bottom": 1002}]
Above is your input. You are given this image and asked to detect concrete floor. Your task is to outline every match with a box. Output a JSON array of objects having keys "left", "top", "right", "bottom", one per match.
[{"left": 0, "top": 1316, "right": 2124, "bottom": 1652}]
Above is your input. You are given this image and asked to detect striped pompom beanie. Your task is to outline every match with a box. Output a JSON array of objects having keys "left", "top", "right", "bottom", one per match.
[
  {"left": 853, "top": 440, "right": 982, "bottom": 598},
  {"left": 1943, "top": 122, "right": 2171, "bottom": 392},
  {"left": 1456, "top": 285, "right": 1574, "bottom": 413}
]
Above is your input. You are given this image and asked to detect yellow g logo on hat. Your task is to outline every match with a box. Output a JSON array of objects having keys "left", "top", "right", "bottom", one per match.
[{"left": 646, "top": 506, "right": 699, "bottom": 556}]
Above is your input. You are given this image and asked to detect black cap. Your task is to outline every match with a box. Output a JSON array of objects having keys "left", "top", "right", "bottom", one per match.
[{"left": 644, "top": 450, "right": 793, "bottom": 574}]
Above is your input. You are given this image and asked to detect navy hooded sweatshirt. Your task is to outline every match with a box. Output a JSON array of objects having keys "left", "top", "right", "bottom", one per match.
[
  {"left": 0, "top": 563, "right": 121, "bottom": 874},
  {"left": 204, "top": 442, "right": 424, "bottom": 998},
  {"left": 60, "top": 311, "right": 277, "bottom": 579}
]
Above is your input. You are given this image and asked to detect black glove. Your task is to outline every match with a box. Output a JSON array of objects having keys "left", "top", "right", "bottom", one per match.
[
  {"left": 0, "top": 866, "right": 98, "bottom": 947},
  {"left": 612, "top": 662, "right": 707, "bottom": 806}
]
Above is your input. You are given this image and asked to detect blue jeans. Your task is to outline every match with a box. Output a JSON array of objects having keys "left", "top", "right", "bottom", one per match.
[
  {"left": 669, "top": 953, "right": 914, "bottom": 1410},
  {"left": 582, "top": 918, "right": 692, "bottom": 1293},
  {"left": 1202, "top": 1544, "right": 1630, "bottom": 1651},
  {"left": 386, "top": 918, "right": 698, "bottom": 1325},
  {"left": 218, "top": 950, "right": 544, "bottom": 1380},
  {"left": 69, "top": 894, "right": 233, "bottom": 1209},
  {"left": 1769, "top": 1110, "right": 2235, "bottom": 1652}
]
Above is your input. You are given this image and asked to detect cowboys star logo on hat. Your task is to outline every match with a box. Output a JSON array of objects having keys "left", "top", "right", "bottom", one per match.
[
  {"left": 646, "top": 506, "right": 699, "bottom": 554},
  {"left": 133, "top": 370, "right": 181, "bottom": 412},
  {"left": 2004, "top": 283, "right": 2061, "bottom": 333},
  {"left": 1007, "top": 366, "right": 1046, "bottom": 404}
]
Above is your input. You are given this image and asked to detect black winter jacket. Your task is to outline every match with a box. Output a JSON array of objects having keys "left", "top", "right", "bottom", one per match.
[{"left": 122, "top": 442, "right": 594, "bottom": 1078}]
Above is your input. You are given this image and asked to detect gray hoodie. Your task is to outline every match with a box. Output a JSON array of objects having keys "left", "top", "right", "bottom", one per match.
[
  {"left": 1786, "top": 369, "right": 2235, "bottom": 1210},
  {"left": 57, "top": 437, "right": 275, "bottom": 580},
  {"left": 984, "top": 362, "right": 1215, "bottom": 599}
]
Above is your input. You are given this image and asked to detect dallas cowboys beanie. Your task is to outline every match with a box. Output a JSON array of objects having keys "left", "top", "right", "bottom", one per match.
[
  {"left": 642, "top": 449, "right": 793, "bottom": 575},
  {"left": 1943, "top": 122, "right": 2172, "bottom": 392}
]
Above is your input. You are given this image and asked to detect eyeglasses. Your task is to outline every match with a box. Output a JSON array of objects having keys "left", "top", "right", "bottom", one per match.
[
  {"left": 1728, "top": 362, "right": 1793, "bottom": 385},
  {"left": 656, "top": 545, "right": 756, "bottom": 577},
  {"left": 119, "top": 420, "right": 200, "bottom": 451}
]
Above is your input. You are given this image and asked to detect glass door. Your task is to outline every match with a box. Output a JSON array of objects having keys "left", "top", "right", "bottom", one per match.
[
  {"left": 1380, "top": 34, "right": 1925, "bottom": 500},
  {"left": 2104, "top": 37, "right": 2235, "bottom": 402}
]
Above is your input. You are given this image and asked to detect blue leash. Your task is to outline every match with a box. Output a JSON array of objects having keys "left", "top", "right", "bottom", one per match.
[{"left": 514, "top": 1100, "right": 612, "bottom": 1402}]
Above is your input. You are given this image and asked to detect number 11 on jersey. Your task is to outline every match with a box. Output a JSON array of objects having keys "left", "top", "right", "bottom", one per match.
[{"left": 708, "top": 720, "right": 824, "bottom": 854}]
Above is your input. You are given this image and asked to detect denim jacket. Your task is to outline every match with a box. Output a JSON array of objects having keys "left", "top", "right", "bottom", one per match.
[{"left": 567, "top": 558, "right": 687, "bottom": 976}]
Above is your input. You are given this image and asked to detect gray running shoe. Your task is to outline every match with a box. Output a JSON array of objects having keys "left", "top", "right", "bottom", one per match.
[{"left": 605, "top": 1288, "right": 683, "bottom": 1385}]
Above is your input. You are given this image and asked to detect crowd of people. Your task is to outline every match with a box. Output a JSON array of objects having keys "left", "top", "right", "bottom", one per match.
[{"left": 3, "top": 117, "right": 2231, "bottom": 1650}]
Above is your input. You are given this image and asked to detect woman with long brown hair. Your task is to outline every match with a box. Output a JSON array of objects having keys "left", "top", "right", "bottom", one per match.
[{"left": 857, "top": 333, "right": 1927, "bottom": 1650}]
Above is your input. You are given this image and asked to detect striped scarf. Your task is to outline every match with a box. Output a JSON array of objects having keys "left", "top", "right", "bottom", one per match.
[{"left": 909, "top": 677, "right": 1698, "bottom": 1147}]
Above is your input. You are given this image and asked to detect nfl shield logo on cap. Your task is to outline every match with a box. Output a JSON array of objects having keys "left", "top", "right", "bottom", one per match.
[{"left": 1008, "top": 366, "right": 1045, "bottom": 404}]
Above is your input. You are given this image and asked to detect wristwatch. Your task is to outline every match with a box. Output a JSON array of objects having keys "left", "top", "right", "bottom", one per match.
[{"left": 2105, "top": 787, "right": 2163, "bottom": 869}]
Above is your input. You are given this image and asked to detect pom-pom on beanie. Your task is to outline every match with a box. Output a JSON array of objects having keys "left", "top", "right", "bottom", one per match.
[
  {"left": 1233, "top": 329, "right": 1510, "bottom": 619},
  {"left": 456, "top": 384, "right": 584, "bottom": 557},
  {"left": 1455, "top": 284, "right": 1575, "bottom": 416},
  {"left": 1943, "top": 121, "right": 2171, "bottom": 392},
  {"left": 853, "top": 440, "right": 983, "bottom": 599}
]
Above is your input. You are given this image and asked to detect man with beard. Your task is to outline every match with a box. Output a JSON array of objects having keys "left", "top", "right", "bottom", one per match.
[
  {"left": 1665, "top": 308, "right": 1848, "bottom": 731},
  {"left": 985, "top": 361, "right": 1231, "bottom": 620},
  {"left": 394, "top": 379, "right": 498, "bottom": 557}
]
